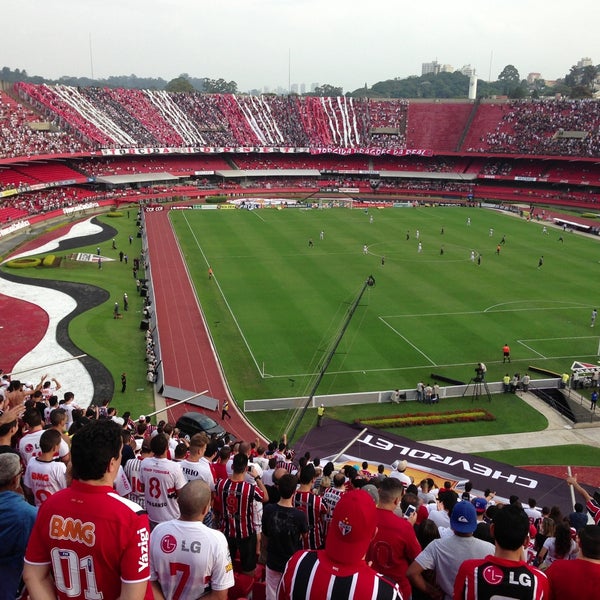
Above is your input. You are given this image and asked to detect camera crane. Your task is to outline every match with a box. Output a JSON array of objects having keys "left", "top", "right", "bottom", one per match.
[{"left": 286, "top": 274, "right": 376, "bottom": 443}]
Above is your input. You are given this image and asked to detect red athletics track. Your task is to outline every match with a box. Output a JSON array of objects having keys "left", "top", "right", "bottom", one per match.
[{"left": 144, "top": 209, "right": 263, "bottom": 443}]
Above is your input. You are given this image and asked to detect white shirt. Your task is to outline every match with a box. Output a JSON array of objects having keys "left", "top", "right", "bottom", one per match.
[
  {"left": 124, "top": 456, "right": 146, "bottom": 508},
  {"left": 18, "top": 429, "right": 70, "bottom": 466},
  {"left": 141, "top": 456, "right": 188, "bottom": 523},
  {"left": 23, "top": 456, "right": 67, "bottom": 506},
  {"left": 428, "top": 507, "right": 451, "bottom": 530},
  {"left": 150, "top": 519, "right": 234, "bottom": 599},
  {"left": 179, "top": 457, "right": 215, "bottom": 491},
  {"left": 389, "top": 470, "right": 411, "bottom": 490},
  {"left": 114, "top": 464, "right": 133, "bottom": 497}
]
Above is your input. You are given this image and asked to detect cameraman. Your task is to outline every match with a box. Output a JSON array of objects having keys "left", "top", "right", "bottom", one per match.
[{"left": 475, "top": 362, "right": 487, "bottom": 382}]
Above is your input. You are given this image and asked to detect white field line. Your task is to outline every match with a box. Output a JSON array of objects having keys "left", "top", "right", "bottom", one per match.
[
  {"left": 175, "top": 226, "right": 599, "bottom": 380},
  {"left": 378, "top": 316, "right": 437, "bottom": 366},
  {"left": 181, "top": 212, "right": 265, "bottom": 378}
]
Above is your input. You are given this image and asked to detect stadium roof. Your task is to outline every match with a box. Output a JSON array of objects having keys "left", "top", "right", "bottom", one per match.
[
  {"left": 215, "top": 169, "right": 321, "bottom": 178},
  {"left": 95, "top": 172, "right": 180, "bottom": 185}
]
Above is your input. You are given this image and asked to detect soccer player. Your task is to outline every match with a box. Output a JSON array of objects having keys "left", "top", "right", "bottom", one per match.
[
  {"left": 454, "top": 503, "right": 549, "bottom": 599},
  {"left": 502, "top": 343, "right": 511, "bottom": 363},
  {"left": 24, "top": 419, "right": 152, "bottom": 600},
  {"left": 277, "top": 489, "right": 402, "bottom": 600},
  {"left": 150, "top": 480, "right": 234, "bottom": 600},
  {"left": 591, "top": 308, "right": 597, "bottom": 327}
]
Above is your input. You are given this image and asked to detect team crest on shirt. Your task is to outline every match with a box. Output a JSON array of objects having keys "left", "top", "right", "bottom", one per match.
[
  {"left": 337, "top": 516, "right": 352, "bottom": 536},
  {"left": 160, "top": 534, "right": 177, "bottom": 553}
]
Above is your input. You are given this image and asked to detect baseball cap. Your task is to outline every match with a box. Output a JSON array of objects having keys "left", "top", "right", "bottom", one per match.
[
  {"left": 451, "top": 500, "right": 478, "bottom": 533},
  {"left": 472, "top": 497, "right": 488, "bottom": 514},
  {"left": 391, "top": 459, "right": 408, "bottom": 472},
  {"left": 325, "top": 490, "right": 377, "bottom": 565},
  {"left": 362, "top": 484, "right": 379, "bottom": 504},
  {"left": 138, "top": 415, "right": 146, "bottom": 421}
]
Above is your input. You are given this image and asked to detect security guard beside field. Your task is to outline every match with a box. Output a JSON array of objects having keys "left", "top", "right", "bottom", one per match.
[{"left": 317, "top": 404, "right": 325, "bottom": 427}]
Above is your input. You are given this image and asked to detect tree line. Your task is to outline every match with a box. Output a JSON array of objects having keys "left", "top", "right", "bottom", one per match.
[{"left": 1, "top": 62, "right": 597, "bottom": 99}]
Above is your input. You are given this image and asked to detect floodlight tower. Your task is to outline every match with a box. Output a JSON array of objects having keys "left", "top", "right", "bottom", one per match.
[{"left": 468, "top": 75, "right": 477, "bottom": 100}]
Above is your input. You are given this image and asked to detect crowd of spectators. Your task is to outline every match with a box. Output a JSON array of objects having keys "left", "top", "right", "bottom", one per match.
[
  {"left": 476, "top": 99, "right": 600, "bottom": 157},
  {"left": 13, "top": 84, "right": 412, "bottom": 152},
  {"left": 0, "top": 90, "right": 88, "bottom": 160},
  {"left": 5, "top": 85, "right": 600, "bottom": 164},
  {"left": 2, "top": 370, "right": 600, "bottom": 599}
]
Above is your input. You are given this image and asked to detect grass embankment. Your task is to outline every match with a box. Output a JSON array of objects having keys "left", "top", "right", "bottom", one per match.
[{"left": 1, "top": 213, "right": 155, "bottom": 417}]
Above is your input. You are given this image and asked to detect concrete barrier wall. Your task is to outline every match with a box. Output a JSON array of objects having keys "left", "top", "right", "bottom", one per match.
[{"left": 243, "top": 378, "right": 560, "bottom": 412}]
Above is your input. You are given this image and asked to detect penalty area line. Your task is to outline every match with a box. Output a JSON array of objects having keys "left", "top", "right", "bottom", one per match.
[{"left": 378, "top": 317, "right": 437, "bottom": 366}]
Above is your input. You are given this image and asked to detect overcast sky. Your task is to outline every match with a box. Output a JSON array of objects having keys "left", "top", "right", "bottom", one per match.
[{"left": 3, "top": 0, "right": 598, "bottom": 93}]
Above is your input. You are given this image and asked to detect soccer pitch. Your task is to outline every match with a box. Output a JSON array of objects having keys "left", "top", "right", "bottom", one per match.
[{"left": 170, "top": 206, "right": 600, "bottom": 401}]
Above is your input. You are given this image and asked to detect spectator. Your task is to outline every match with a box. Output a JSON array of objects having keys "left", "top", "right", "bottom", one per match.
[
  {"left": 294, "top": 463, "right": 327, "bottom": 550},
  {"left": 215, "top": 452, "right": 268, "bottom": 576},
  {"left": 277, "top": 489, "right": 403, "bottom": 599},
  {"left": 566, "top": 474, "right": 600, "bottom": 524},
  {"left": 366, "top": 477, "right": 422, "bottom": 600},
  {"left": 0, "top": 453, "right": 37, "bottom": 600},
  {"left": 546, "top": 524, "right": 600, "bottom": 599},
  {"left": 23, "top": 429, "right": 68, "bottom": 506},
  {"left": 24, "top": 419, "right": 152, "bottom": 600},
  {"left": 140, "top": 432, "right": 187, "bottom": 527},
  {"left": 124, "top": 439, "right": 152, "bottom": 509},
  {"left": 567, "top": 501, "right": 588, "bottom": 534},
  {"left": 150, "top": 480, "right": 234, "bottom": 600},
  {"left": 454, "top": 503, "right": 549, "bottom": 599},
  {"left": 261, "top": 473, "right": 308, "bottom": 599},
  {"left": 321, "top": 471, "right": 346, "bottom": 535},
  {"left": 390, "top": 459, "right": 412, "bottom": 490},
  {"left": 407, "top": 500, "right": 495, "bottom": 600},
  {"left": 537, "top": 521, "right": 578, "bottom": 568}
]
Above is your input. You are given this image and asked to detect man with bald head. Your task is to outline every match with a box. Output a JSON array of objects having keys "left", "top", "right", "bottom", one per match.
[
  {"left": 150, "top": 480, "right": 234, "bottom": 600},
  {"left": 265, "top": 467, "right": 292, "bottom": 505}
]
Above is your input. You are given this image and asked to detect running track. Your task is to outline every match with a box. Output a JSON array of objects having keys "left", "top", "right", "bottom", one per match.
[{"left": 144, "top": 210, "right": 262, "bottom": 443}]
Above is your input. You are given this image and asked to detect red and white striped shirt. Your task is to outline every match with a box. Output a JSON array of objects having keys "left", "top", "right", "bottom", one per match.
[
  {"left": 294, "top": 490, "right": 326, "bottom": 550},
  {"left": 277, "top": 549, "right": 403, "bottom": 600},
  {"left": 216, "top": 478, "right": 265, "bottom": 539}
]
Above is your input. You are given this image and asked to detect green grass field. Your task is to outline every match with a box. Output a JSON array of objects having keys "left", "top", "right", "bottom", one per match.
[
  {"left": 5, "top": 205, "right": 600, "bottom": 462},
  {"left": 171, "top": 206, "right": 600, "bottom": 402},
  {"left": 1, "top": 214, "right": 155, "bottom": 417}
]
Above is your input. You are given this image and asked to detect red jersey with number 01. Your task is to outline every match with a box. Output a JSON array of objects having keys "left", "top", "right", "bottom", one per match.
[{"left": 25, "top": 479, "right": 152, "bottom": 600}]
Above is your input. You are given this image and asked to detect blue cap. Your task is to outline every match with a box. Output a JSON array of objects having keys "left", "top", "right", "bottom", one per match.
[
  {"left": 472, "top": 497, "right": 487, "bottom": 514},
  {"left": 451, "top": 500, "right": 478, "bottom": 533}
]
